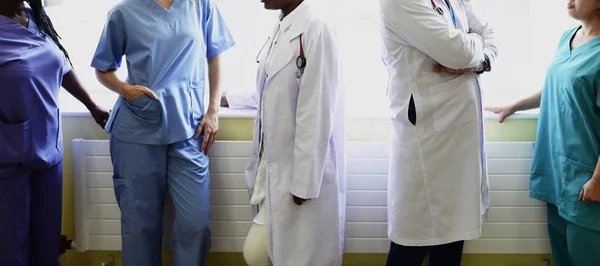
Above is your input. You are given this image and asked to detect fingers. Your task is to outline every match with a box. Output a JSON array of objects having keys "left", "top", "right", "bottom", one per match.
[
  {"left": 433, "top": 65, "right": 471, "bottom": 74},
  {"left": 579, "top": 187, "right": 584, "bottom": 202},
  {"left": 204, "top": 133, "right": 216, "bottom": 155},
  {"left": 195, "top": 121, "right": 205, "bottom": 139},
  {"left": 220, "top": 95, "right": 229, "bottom": 107},
  {"left": 483, "top": 106, "right": 504, "bottom": 114},
  {"left": 143, "top": 87, "right": 158, "bottom": 99},
  {"left": 200, "top": 130, "right": 210, "bottom": 152}
]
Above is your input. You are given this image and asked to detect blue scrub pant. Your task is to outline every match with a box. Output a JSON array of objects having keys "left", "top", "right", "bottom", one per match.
[
  {"left": 547, "top": 203, "right": 600, "bottom": 266},
  {"left": 0, "top": 162, "right": 63, "bottom": 266},
  {"left": 110, "top": 135, "right": 211, "bottom": 266}
]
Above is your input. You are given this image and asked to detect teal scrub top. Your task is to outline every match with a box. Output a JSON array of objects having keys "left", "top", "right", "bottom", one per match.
[{"left": 531, "top": 26, "right": 600, "bottom": 231}]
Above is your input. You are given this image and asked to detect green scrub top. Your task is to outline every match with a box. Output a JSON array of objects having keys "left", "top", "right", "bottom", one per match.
[{"left": 531, "top": 26, "right": 600, "bottom": 231}]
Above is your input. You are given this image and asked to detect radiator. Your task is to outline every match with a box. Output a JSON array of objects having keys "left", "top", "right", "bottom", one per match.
[{"left": 72, "top": 140, "right": 550, "bottom": 254}]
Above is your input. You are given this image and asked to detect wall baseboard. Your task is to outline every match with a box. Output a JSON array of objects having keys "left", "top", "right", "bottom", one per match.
[{"left": 66, "top": 251, "right": 554, "bottom": 266}]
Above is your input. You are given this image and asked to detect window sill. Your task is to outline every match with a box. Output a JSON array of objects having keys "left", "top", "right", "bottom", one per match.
[{"left": 60, "top": 92, "right": 539, "bottom": 120}]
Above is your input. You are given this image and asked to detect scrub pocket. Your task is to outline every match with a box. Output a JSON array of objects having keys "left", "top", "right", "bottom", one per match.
[
  {"left": 190, "top": 81, "right": 205, "bottom": 122},
  {"left": 428, "top": 74, "right": 476, "bottom": 132},
  {"left": 119, "top": 95, "right": 163, "bottom": 131},
  {"left": 0, "top": 120, "right": 33, "bottom": 164},
  {"left": 564, "top": 157, "right": 600, "bottom": 228}
]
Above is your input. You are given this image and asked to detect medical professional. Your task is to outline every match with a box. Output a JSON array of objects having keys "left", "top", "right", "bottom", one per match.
[
  {"left": 91, "top": 0, "right": 234, "bottom": 265},
  {"left": 0, "top": 1, "right": 110, "bottom": 265},
  {"left": 486, "top": 1, "right": 600, "bottom": 265},
  {"left": 222, "top": 0, "right": 345, "bottom": 265},
  {"left": 378, "top": 0, "right": 499, "bottom": 265}
]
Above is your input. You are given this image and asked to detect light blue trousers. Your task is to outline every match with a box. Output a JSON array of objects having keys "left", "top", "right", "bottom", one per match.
[
  {"left": 547, "top": 203, "right": 600, "bottom": 266},
  {"left": 110, "top": 135, "right": 211, "bottom": 266}
]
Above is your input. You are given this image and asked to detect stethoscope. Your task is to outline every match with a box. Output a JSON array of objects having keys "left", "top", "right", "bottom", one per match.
[
  {"left": 430, "top": 0, "right": 445, "bottom": 16},
  {"left": 255, "top": 34, "right": 307, "bottom": 77},
  {"left": 431, "top": 0, "right": 457, "bottom": 27}
]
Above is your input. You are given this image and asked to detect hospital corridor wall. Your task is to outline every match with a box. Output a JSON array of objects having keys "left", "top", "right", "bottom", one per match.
[{"left": 59, "top": 110, "right": 551, "bottom": 266}]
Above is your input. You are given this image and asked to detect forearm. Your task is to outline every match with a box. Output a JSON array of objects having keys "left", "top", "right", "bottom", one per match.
[
  {"left": 207, "top": 55, "right": 222, "bottom": 114},
  {"left": 62, "top": 71, "right": 97, "bottom": 110},
  {"left": 95, "top": 69, "right": 128, "bottom": 96},
  {"left": 513, "top": 90, "right": 542, "bottom": 111},
  {"left": 593, "top": 157, "right": 600, "bottom": 180}
]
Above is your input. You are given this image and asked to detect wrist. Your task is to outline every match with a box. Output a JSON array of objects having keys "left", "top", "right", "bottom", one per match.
[
  {"left": 117, "top": 83, "right": 131, "bottom": 96},
  {"left": 207, "top": 104, "right": 219, "bottom": 114},
  {"left": 84, "top": 101, "right": 98, "bottom": 111},
  {"left": 475, "top": 54, "right": 491, "bottom": 74}
]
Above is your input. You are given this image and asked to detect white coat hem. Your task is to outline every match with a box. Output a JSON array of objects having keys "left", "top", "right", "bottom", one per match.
[{"left": 389, "top": 229, "right": 482, "bottom": 247}]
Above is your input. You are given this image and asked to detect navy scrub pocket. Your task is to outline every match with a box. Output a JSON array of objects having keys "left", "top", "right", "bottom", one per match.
[{"left": 0, "top": 120, "right": 33, "bottom": 164}]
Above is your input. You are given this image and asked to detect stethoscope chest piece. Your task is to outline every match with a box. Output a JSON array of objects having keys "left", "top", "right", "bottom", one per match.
[{"left": 296, "top": 56, "right": 306, "bottom": 69}]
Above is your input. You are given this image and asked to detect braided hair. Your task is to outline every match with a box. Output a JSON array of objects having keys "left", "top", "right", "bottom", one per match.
[{"left": 26, "top": 0, "right": 72, "bottom": 66}]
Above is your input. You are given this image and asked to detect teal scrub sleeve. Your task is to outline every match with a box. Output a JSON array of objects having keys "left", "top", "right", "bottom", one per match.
[
  {"left": 202, "top": 0, "right": 235, "bottom": 59},
  {"left": 91, "top": 9, "right": 127, "bottom": 72}
]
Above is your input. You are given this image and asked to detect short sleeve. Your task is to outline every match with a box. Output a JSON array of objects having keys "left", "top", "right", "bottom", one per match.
[
  {"left": 91, "top": 9, "right": 126, "bottom": 72},
  {"left": 62, "top": 58, "right": 72, "bottom": 76},
  {"left": 202, "top": 0, "right": 235, "bottom": 58}
]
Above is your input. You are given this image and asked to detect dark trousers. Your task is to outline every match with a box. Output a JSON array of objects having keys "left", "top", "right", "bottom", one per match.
[{"left": 386, "top": 240, "right": 465, "bottom": 266}]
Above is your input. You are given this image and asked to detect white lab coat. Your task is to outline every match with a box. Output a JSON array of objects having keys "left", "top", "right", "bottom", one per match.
[
  {"left": 379, "top": 0, "right": 499, "bottom": 246},
  {"left": 226, "top": 2, "right": 346, "bottom": 265}
]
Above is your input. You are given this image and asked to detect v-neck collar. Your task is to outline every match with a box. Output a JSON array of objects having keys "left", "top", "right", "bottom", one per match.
[
  {"left": 144, "top": 0, "right": 182, "bottom": 22},
  {"left": 569, "top": 25, "right": 600, "bottom": 56},
  {"left": 0, "top": 8, "right": 36, "bottom": 33}
]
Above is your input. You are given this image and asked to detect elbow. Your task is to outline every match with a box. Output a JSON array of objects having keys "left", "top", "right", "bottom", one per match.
[
  {"left": 94, "top": 70, "right": 104, "bottom": 83},
  {"left": 95, "top": 69, "right": 114, "bottom": 82}
]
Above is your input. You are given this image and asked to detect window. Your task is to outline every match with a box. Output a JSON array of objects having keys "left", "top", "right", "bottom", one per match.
[
  {"left": 46, "top": 0, "right": 125, "bottom": 108},
  {"left": 49, "top": 0, "right": 577, "bottom": 117},
  {"left": 471, "top": 0, "right": 578, "bottom": 107}
]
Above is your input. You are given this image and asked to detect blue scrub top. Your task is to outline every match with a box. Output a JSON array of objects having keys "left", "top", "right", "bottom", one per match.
[
  {"left": 531, "top": 26, "right": 600, "bottom": 231},
  {"left": 92, "top": 0, "right": 235, "bottom": 145},
  {"left": 0, "top": 8, "right": 71, "bottom": 168}
]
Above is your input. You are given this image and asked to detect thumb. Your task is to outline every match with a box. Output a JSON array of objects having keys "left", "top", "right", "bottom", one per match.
[
  {"left": 144, "top": 88, "right": 158, "bottom": 99},
  {"left": 498, "top": 115, "right": 505, "bottom": 123},
  {"left": 579, "top": 187, "right": 585, "bottom": 201}
]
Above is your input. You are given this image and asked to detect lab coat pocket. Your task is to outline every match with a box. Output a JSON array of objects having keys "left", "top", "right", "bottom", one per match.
[
  {"left": 428, "top": 74, "right": 476, "bottom": 132},
  {"left": 0, "top": 120, "right": 33, "bottom": 164},
  {"left": 121, "top": 95, "right": 162, "bottom": 130}
]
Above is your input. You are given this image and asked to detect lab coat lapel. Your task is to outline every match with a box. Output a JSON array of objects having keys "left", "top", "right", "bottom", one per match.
[
  {"left": 265, "top": 4, "right": 309, "bottom": 84},
  {"left": 257, "top": 35, "right": 275, "bottom": 93}
]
